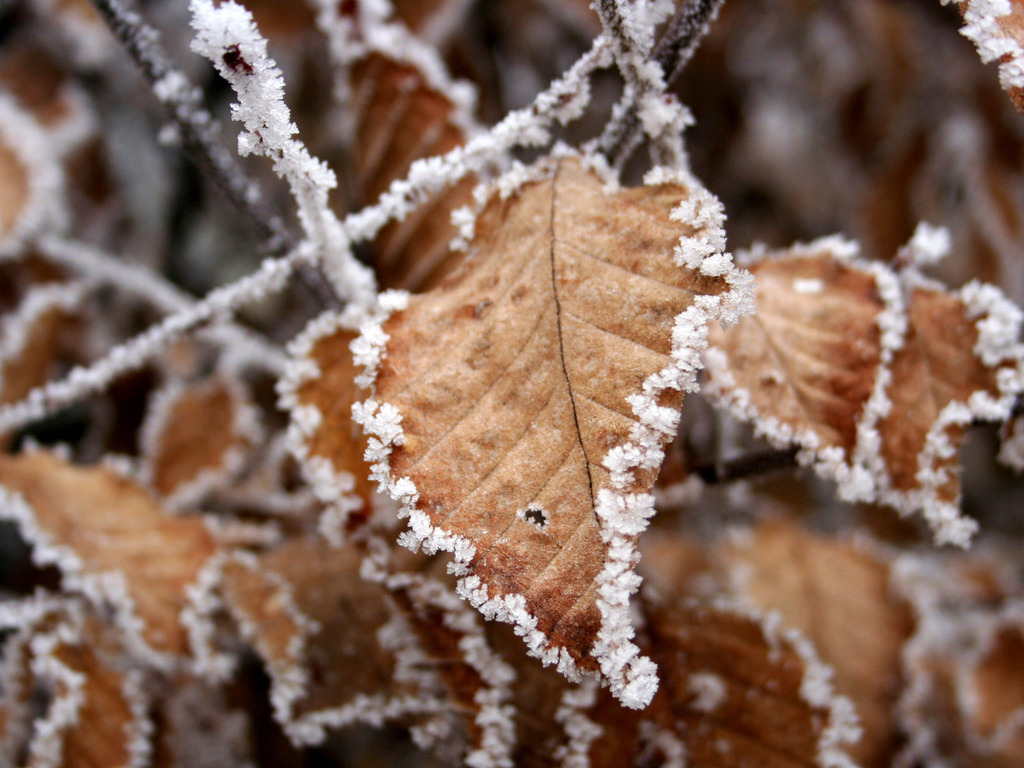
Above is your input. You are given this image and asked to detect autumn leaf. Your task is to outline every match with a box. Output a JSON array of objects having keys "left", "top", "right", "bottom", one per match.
[
  {"left": 895, "top": 550, "right": 1024, "bottom": 768},
  {"left": 722, "top": 518, "right": 913, "bottom": 767},
  {"left": 140, "top": 375, "right": 260, "bottom": 506},
  {"left": 0, "top": 450, "right": 219, "bottom": 658},
  {"left": 346, "top": 153, "right": 752, "bottom": 707},
  {"left": 343, "top": 11, "right": 479, "bottom": 291},
  {"left": 219, "top": 537, "right": 448, "bottom": 747},
  {"left": 704, "top": 235, "right": 1024, "bottom": 546}
]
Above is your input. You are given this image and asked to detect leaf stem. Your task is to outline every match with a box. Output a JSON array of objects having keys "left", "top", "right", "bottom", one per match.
[{"left": 693, "top": 446, "right": 799, "bottom": 484}]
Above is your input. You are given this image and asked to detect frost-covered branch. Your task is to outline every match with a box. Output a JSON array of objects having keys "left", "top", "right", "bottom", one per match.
[
  {"left": 188, "top": 0, "right": 377, "bottom": 308},
  {"left": 0, "top": 245, "right": 309, "bottom": 433},
  {"left": 35, "top": 235, "right": 288, "bottom": 373},
  {"left": 86, "top": 0, "right": 292, "bottom": 254},
  {"left": 598, "top": 0, "right": 724, "bottom": 168}
]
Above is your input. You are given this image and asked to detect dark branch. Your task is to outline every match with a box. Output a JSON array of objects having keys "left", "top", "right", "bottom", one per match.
[
  {"left": 87, "top": 0, "right": 341, "bottom": 310},
  {"left": 693, "top": 446, "right": 799, "bottom": 484},
  {"left": 601, "top": 0, "right": 726, "bottom": 167}
]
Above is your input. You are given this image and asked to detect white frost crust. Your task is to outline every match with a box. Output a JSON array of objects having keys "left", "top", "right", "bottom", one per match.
[
  {"left": 0, "top": 594, "right": 72, "bottom": 765},
  {"left": 637, "top": 721, "right": 687, "bottom": 768},
  {"left": 121, "top": 669, "right": 155, "bottom": 768},
  {"left": 0, "top": 476, "right": 182, "bottom": 672},
  {"left": 553, "top": 678, "right": 602, "bottom": 768},
  {"left": 0, "top": 281, "right": 83, "bottom": 396},
  {"left": 950, "top": 0, "right": 1024, "bottom": 98},
  {"left": 687, "top": 671, "right": 726, "bottom": 712},
  {"left": 139, "top": 374, "right": 262, "bottom": 511},
  {"left": 353, "top": 157, "right": 754, "bottom": 710},
  {"left": 279, "top": 298, "right": 407, "bottom": 540},
  {"left": 704, "top": 234, "right": 1024, "bottom": 548},
  {"left": 218, "top": 551, "right": 317, "bottom": 737},
  {"left": 0, "top": 93, "right": 67, "bottom": 255},
  {"left": 23, "top": 611, "right": 88, "bottom": 768},
  {"left": 390, "top": 574, "right": 518, "bottom": 768},
  {"left": 729, "top": 603, "right": 860, "bottom": 768}
]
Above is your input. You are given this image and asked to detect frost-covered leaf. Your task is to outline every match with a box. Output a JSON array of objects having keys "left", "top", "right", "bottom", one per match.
[
  {"left": 280, "top": 316, "right": 374, "bottom": 535},
  {"left": 141, "top": 375, "right": 260, "bottom": 507},
  {"left": 950, "top": 0, "right": 1024, "bottom": 114},
  {"left": 705, "top": 236, "right": 1024, "bottom": 546},
  {"left": 349, "top": 153, "right": 752, "bottom": 707},
  {"left": 0, "top": 94, "right": 66, "bottom": 253},
  {"left": 219, "top": 538, "right": 445, "bottom": 747},
  {"left": 0, "top": 451, "right": 219, "bottom": 659},
  {"left": 0, "top": 282, "right": 81, "bottom": 410},
  {"left": 342, "top": 9, "right": 479, "bottom": 290},
  {"left": 642, "top": 600, "right": 860, "bottom": 768},
  {"left": 723, "top": 518, "right": 913, "bottom": 767},
  {"left": 0, "top": 600, "right": 150, "bottom": 768},
  {"left": 894, "top": 552, "right": 1024, "bottom": 768}
]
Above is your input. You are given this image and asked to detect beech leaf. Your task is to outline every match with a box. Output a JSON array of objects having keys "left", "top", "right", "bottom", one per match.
[
  {"left": 141, "top": 375, "right": 260, "bottom": 506},
  {"left": 722, "top": 518, "right": 914, "bottom": 767},
  {"left": 349, "top": 153, "right": 752, "bottom": 708},
  {"left": 705, "top": 236, "right": 1024, "bottom": 546},
  {"left": 219, "top": 538, "right": 447, "bottom": 746},
  {"left": 0, "top": 451, "right": 219, "bottom": 658},
  {"left": 345, "top": 15, "right": 478, "bottom": 290}
]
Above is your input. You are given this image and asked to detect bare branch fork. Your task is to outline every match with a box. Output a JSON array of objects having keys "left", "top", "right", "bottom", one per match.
[
  {"left": 86, "top": 0, "right": 340, "bottom": 309},
  {"left": 599, "top": 0, "right": 726, "bottom": 168}
]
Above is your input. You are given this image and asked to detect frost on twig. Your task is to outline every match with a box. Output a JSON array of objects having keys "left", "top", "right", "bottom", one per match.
[{"left": 188, "top": 0, "right": 376, "bottom": 307}]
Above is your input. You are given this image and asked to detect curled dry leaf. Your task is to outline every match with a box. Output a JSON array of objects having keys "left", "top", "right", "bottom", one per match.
[
  {"left": 349, "top": 154, "right": 752, "bottom": 707},
  {"left": 643, "top": 600, "right": 860, "bottom": 768},
  {"left": 344, "top": 13, "right": 479, "bottom": 290},
  {"left": 0, "top": 600, "right": 149, "bottom": 768},
  {"left": 0, "top": 451, "right": 218, "bottom": 658},
  {"left": 705, "top": 236, "right": 1024, "bottom": 546},
  {"left": 141, "top": 375, "right": 259, "bottom": 506},
  {"left": 281, "top": 316, "right": 374, "bottom": 535},
  {"left": 219, "top": 538, "right": 445, "bottom": 747},
  {"left": 722, "top": 518, "right": 913, "bottom": 767}
]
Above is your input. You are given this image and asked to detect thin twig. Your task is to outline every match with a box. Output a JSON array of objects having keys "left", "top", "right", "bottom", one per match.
[
  {"left": 86, "top": 0, "right": 341, "bottom": 309},
  {"left": 693, "top": 447, "right": 799, "bottom": 484},
  {"left": 600, "top": 0, "right": 726, "bottom": 167},
  {"left": 88, "top": 0, "right": 289, "bottom": 251}
]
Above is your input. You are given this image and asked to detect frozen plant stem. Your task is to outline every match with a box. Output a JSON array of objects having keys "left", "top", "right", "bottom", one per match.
[
  {"left": 86, "top": 0, "right": 341, "bottom": 310},
  {"left": 600, "top": 0, "right": 725, "bottom": 168}
]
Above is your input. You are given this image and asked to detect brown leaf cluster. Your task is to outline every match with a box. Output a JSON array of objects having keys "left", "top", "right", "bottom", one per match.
[{"left": 3, "top": 1, "right": 1024, "bottom": 768}]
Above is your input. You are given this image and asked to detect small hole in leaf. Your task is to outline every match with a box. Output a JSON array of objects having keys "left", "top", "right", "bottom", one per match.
[{"left": 523, "top": 507, "right": 547, "bottom": 529}]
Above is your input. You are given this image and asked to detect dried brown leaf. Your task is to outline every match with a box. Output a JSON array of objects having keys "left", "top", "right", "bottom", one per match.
[
  {"left": 142, "top": 376, "right": 257, "bottom": 504},
  {"left": 220, "top": 538, "right": 445, "bottom": 746},
  {"left": 895, "top": 553, "right": 1024, "bottom": 768},
  {"left": 705, "top": 238, "right": 1024, "bottom": 546},
  {"left": 352, "top": 154, "right": 750, "bottom": 707},
  {"left": 0, "top": 141, "right": 28, "bottom": 238},
  {"left": 723, "top": 518, "right": 913, "bottom": 767},
  {"left": 347, "top": 29, "right": 478, "bottom": 290},
  {"left": 0, "top": 451, "right": 219, "bottom": 657}
]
